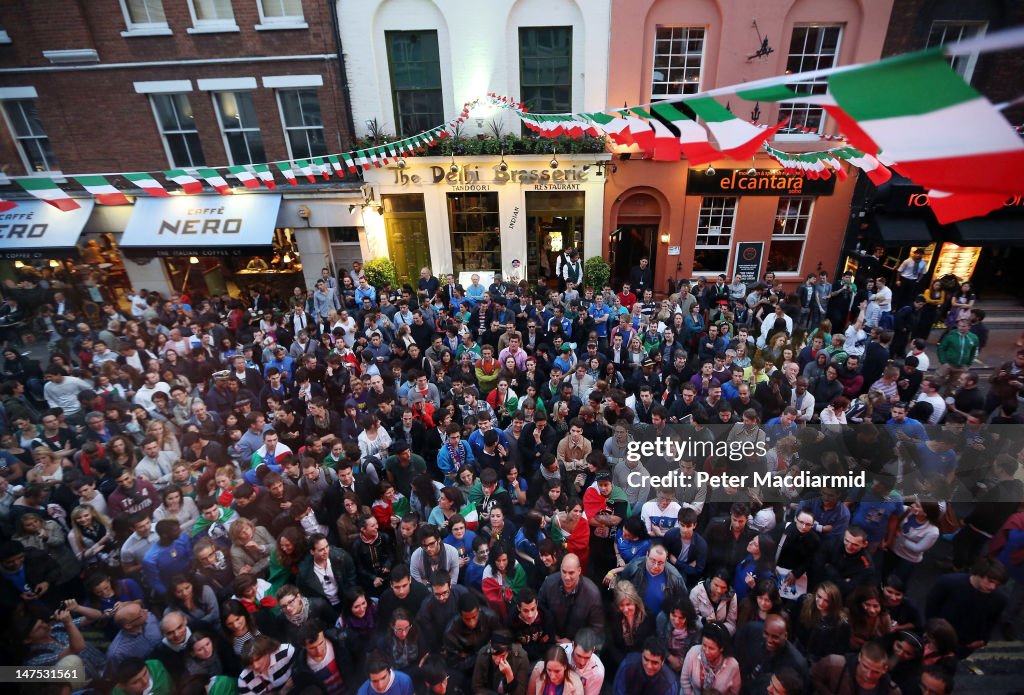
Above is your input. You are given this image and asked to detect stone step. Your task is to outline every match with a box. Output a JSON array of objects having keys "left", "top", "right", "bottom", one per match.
[{"left": 956, "top": 641, "right": 1024, "bottom": 694}]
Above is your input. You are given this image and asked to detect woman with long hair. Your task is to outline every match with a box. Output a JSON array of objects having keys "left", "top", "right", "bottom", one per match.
[
  {"left": 165, "top": 574, "right": 220, "bottom": 630},
  {"left": 427, "top": 485, "right": 475, "bottom": 534},
  {"left": 549, "top": 497, "right": 589, "bottom": 573},
  {"left": 690, "top": 569, "right": 738, "bottom": 635},
  {"left": 27, "top": 446, "right": 68, "bottom": 488},
  {"left": 657, "top": 594, "right": 701, "bottom": 674},
  {"left": 847, "top": 585, "right": 891, "bottom": 650},
  {"left": 373, "top": 608, "right": 426, "bottom": 672},
  {"left": 679, "top": 620, "right": 741, "bottom": 695},
  {"left": 486, "top": 376, "right": 519, "bottom": 427},
  {"left": 526, "top": 644, "right": 585, "bottom": 695},
  {"left": 153, "top": 484, "right": 200, "bottom": 533},
  {"left": 482, "top": 546, "right": 528, "bottom": 622},
  {"left": 339, "top": 586, "right": 377, "bottom": 644},
  {"left": 792, "top": 581, "right": 850, "bottom": 663},
  {"left": 371, "top": 480, "right": 410, "bottom": 533},
  {"left": 68, "top": 503, "right": 116, "bottom": 568},
  {"left": 221, "top": 599, "right": 261, "bottom": 656},
  {"left": 145, "top": 419, "right": 181, "bottom": 458},
  {"left": 229, "top": 517, "right": 274, "bottom": 577},
  {"left": 736, "top": 579, "right": 783, "bottom": 629},
  {"left": 922, "top": 618, "right": 958, "bottom": 673},
  {"left": 335, "top": 491, "right": 371, "bottom": 551},
  {"left": 267, "top": 527, "right": 307, "bottom": 594},
  {"left": 408, "top": 472, "right": 443, "bottom": 524},
  {"left": 106, "top": 434, "right": 138, "bottom": 470},
  {"left": 605, "top": 580, "right": 656, "bottom": 665},
  {"left": 733, "top": 534, "right": 777, "bottom": 601}
]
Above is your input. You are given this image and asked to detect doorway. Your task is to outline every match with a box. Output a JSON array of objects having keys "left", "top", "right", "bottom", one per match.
[
  {"left": 612, "top": 193, "right": 661, "bottom": 289},
  {"left": 382, "top": 194, "right": 432, "bottom": 288}
]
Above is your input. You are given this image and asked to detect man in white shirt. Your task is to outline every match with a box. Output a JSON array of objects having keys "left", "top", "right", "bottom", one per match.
[
  {"left": 120, "top": 514, "right": 157, "bottom": 576},
  {"left": 790, "top": 377, "right": 816, "bottom": 424},
  {"left": 758, "top": 305, "right": 793, "bottom": 348},
  {"left": 562, "top": 628, "right": 606, "bottom": 695},
  {"left": 134, "top": 372, "right": 171, "bottom": 413},
  {"left": 870, "top": 276, "right": 893, "bottom": 327},
  {"left": 43, "top": 368, "right": 91, "bottom": 423},
  {"left": 913, "top": 376, "right": 947, "bottom": 425},
  {"left": 135, "top": 437, "right": 177, "bottom": 490},
  {"left": 907, "top": 339, "right": 930, "bottom": 372}
]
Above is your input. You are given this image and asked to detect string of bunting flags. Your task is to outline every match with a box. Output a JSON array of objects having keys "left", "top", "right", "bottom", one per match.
[{"left": 2, "top": 27, "right": 1023, "bottom": 226}]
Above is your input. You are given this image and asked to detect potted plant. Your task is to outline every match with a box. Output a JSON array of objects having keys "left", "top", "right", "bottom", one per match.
[
  {"left": 363, "top": 257, "right": 397, "bottom": 290},
  {"left": 584, "top": 256, "right": 611, "bottom": 291}
]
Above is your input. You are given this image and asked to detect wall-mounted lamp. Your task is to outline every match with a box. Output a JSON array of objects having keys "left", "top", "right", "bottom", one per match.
[
  {"left": 549, "top": 149, "right": 559, "bottom": 169},
  {"left": 449, "top": 153, "right": 460, "bottom": 174},
  {"left": 397, "top": 158, "right": 407, "bottom": 169},
  {"left": 746, "top": 158, "right": 757, "bottom": 176},
  {"left": 660, "top": 233, "right": 671, "bottom": 244},
  {"left": 189, "top": 256, "right": 200, "bottom": 265},
  {"left": 498, "top": 150, "right": 508, "bottom": 172},
  {"left": 705, "top": 165, "right": 716, "bottom": 176}
]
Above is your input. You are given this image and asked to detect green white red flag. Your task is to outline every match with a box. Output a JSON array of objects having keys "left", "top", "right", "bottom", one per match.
[
  {"left": 252, "top": 164, "right": 276, "bottom": 189},
  {"left": 196, "top": 168, "right": 232, "bottom": 194},
  {"left": 293, "top": 160, "right": 317, "bottom": 183},
  {"left": 274, "top": 162, "right": 298, "bottom": 186},
  {"left": 226, "top": 165, "right": 262, "bottom": 190},
  {"left": 649, "top": 103, "right": 721, "bottom": 165},
  {"left": 74, "top": 175, "right": 130, "bottom": 205},
  {"left": 124, "top": 172, "right": 169, "bottom": 197},
  {"left": 585, "top": 112, "right": 633, "bottom": 146},
  {"left": 164, "top": 169, "right": 203, "bottom": 194},
  {"left": 341, "top": 154, "right": 357, "bottom": 173},
  {"left": 0, "top": 199, "right": 15, "bottom": 212},
  {"left": 683, "top": 97, "right": 787, "bottom": 159},
  {"left": 17, "top": 177, "right": 80, "bottom": 211}
]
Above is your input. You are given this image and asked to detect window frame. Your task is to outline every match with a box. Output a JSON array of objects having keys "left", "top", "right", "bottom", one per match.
[
  {"left": 0, "top": 97, "right": 59, "bottom": 175},
  {"left": 149, "top": 93, "right": 206, "bottom": 168},
  {"left": 926, "top": 20, "right": 987, "bottom": 83},
  {"left": 651, "top": 25, "right": 706, "bottom": 102},
  {"left": 211, "top": 90, "right": 266, "bottom": 166},
  {"left": 768, "top": 196, "right": 814, "bottom": 275},
  {"left": 777, "top": 24, "right": 843, "bottom": 139},
  {"left": 255, "top": 0, "right": 308, "bottom": 31},
  {"left": 119, "top": 0, "right": 172, "bottom": 37},
  {"left": 518, "top": 26, "right": 573, "bottom": 116},
  {"left": 447, "top": 192, "right": 502, "bottom": 275},
  {"left": 386, "top": 30, "right": 445, "bottom": 139},
  {"left": 186, "top": 0, "right": 239, "bottom": 34},
  {"left": 694, "top": 196, "right": 737, "bottom": 275},
  {"left": 275, "top": 88, "right": 327, "bottom": 160}
]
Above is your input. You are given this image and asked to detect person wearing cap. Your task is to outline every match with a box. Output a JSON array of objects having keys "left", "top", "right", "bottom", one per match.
[{"left": 472, "top": 631, "right": 530, "bottom": 695}]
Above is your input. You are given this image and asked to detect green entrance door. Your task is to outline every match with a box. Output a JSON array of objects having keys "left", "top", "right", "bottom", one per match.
[{"left": 382, "top": 194, "right": 432, "bottom": 288}]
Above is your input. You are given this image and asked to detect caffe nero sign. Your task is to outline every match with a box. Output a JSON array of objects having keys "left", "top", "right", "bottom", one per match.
[
  {"left": 0, "top": 199, "right": 95, "bottom": 260},
  {"left": 686, "top": 168, "right": 836, "bottom": 196},
  {"left": 120, "top": 194, "right": 282, "bottom": 257}
]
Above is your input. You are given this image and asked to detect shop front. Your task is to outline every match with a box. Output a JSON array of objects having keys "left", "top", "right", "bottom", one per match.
[
  {"left": 604, "top": 157, "right": 855, "bottom": 294},
  {"left": 841, "top": 177, "right": 1024, "bottom": 295},
  {"left": 360, "top": 154, "right": 610, "bottom": 288}
]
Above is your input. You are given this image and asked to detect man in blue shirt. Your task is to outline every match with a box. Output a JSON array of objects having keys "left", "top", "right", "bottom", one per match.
[
  {"left": 613, "top": 637, "right": 679, "bottom": 695},
  {"left": 849, "top": 476, "right": 904, "bottom": 553},
  {"left": 591, "top": 294, "right": 611, "bottom": 348},
  {"left": 886, "top": 402, "right": 928, "bottom": 443},
  {"left": 354, "top": 276, "right": 377, "bottom": 306},
  {"left": 764, "top": 407, "right": 800, "bottom": 446}
]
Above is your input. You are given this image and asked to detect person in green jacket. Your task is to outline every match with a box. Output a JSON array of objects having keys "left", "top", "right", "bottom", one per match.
[
  {"left": 937, "top": 317, "right": 980, "bottom": 394},
  {"left": 112, "top": 657, "right": 172, "bottom": 695}
]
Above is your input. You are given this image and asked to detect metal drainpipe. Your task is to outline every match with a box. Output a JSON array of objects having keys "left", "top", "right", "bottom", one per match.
[{"left": 327, "top": 0, "right": 358, "bottom": 150}]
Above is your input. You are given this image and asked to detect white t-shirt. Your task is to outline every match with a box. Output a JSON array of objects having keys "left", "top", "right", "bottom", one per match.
[{"left": 640, "top": 499, "right": 681, "bottom": 535}]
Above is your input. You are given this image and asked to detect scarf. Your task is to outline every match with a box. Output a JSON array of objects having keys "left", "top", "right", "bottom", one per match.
[
  {"left": 286, "top": 597, "right": 310, "bottom": 626},
  {"left": 81, "top": 520, "right": 107, "bottom": 544},
  {"left": 697, "top": 648, "right": 721, "bottom": 691},
  {"left": 445, "top": 440, "right": 465, "bottom": 468}
]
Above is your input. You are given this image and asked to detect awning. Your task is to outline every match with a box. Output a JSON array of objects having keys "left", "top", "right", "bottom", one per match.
[
  {"left": 874, "top": 214, "right": 934, "bottom": 245},
  {"left": 0, "top": 198, "right": 95, "bottom": 260},
  {"left": 120, "top": 194, "right": 282, "bottom": 258},
  {"left": 950, "top": 218, "right": 1024, "bottom": 246}
]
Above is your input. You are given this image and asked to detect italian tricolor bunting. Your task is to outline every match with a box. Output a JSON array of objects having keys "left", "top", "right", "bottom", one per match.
[
  {"left": 124, "top": 172, "right": 169, "bottom": 197},
  {"left": 226, "top": 166, "right": 262, "bottom": 190},
  {"left": 0, "top": 198, "right": 15, "bottom": 212},
  {"left": 75, "top": 175, "right": 130, "bottom": 205},
  {"left": 341, "top": 154, "right": 357, "bottom": 173},
  {"left": 649, "top": 103, "right": 721, "bottom": 165},
  {"left": 274, "top": 162, "right": 298, "bottom": 186},
  {"left": 684, "top": 97, "right": 787, "bottom": 159},
  {"left": 839, "top": 148, "right": 892, "bottom": 186},
  {"left": 253, "top": 164, "right": 276, "bottom": 189},
  {"left": 164, "top": 169, "right": 203, "bottom": 194},
  {"left": 196, "top": 168, "right": 232, "bottom": 195},
  {"left": 585, "top": 112, "right": 633, "bottom": 146},
  {"left": 17, "top": 177, "right": 80, "bottom": 211},
  {"left": 825, "top": 48, "right": 1024, "bottom": 201}
]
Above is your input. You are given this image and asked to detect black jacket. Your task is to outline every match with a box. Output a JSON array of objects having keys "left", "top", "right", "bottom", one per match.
[
  {"left": 296, "top": 547, "right": 358, "bottom": 604},
  {"left": 290, "top": 627, "right": 355, "bottom": 694}
]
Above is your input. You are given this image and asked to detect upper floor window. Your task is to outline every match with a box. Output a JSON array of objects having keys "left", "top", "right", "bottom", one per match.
[
  {"left": 651, "top": 26, "right": 705, "bottom": 101},
  {"left": 120, "top": 0, "right": 172, "bottom": 36},
  {"left": 1, "top": 99, "right": 58, "bottom": 173},
  {"left": 150, "top": 93, "right": 206, "bottom": 167},
  {"left": 778, "top": 25, "right": 842, "bottom": 134},
  {"left": 213, "top": 91, "right": 265, "bottom": 165},
  {"left": 257, "top": 0, "right": 306, "bottom": 29},
  {"left": 187, "top": 0, "right": 238, "bottom": 32},
  {"left": 277, "top": 89, "right": 326, "bottom": 159},
  {"left": 386, "top": 30, "right": 444, "bottom": 138},
  {"left": 927, "top": 21, "right": 987, "bottom": 83},
  {"left": 519, "top": 26, "right": 572, "bottom": 115}
]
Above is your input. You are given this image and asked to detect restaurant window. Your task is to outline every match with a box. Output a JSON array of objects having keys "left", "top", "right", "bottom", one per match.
[
  {"left": 778, "top": 25, "right": 842, "bottom": 134},
  {"left": 277, "top": 89, "right": 326, "bottom": 159},
  {"left": 187, "top": 0, "right": 237, "bottom": 31},
  {"left": 120, "top": 0, "right": 170, "bottom": 34},
  {"left": 526, "top": 191, "right": 584, "bottom": 282},
  {"left": 694, "top": 196, "right": 736, "bottom": 274},
  {"left": 447, "top": 192, "right": 501, "bottom": 274},
  {"left": 651, "top": 26, "right": 705, "bottom": 101},
  {"left": 1, "top": 99, "right": 58, "bottom": 173},
  {"left": 387, "top": 31, "right": 444, "bottom": 138},
  {"left": 926, "top": 21, "right": 987, "bottom": 83},
  {"left": 519, "top": 27, "right": 572, "bottom": 116},
  {"left": 768, "top": 196, "right": 813, "bottom": 274},
  {"left": 213, "top": 91, "right": 266, "bottom": 165},
  {"left": 151, "top": 94, "right": 206, "bottom": 168}
]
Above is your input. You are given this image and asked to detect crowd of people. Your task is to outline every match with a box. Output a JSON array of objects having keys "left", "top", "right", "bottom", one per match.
[{"left": 0, "top": 251, "right": 1022, "bottom": 695}]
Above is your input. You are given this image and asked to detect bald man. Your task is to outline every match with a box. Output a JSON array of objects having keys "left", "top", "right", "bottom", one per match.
[
  {"left": 150, "top": 610, "right": 191, "bottom": 682},
  {"left": 735, "top": 613, "right": 809, "bottom": 695},
  {"left": 105, "top": 603, "right": 162, "bottom": 679},
  {"left": 538, "top": 553, "right": 605, "bottom": 642}
]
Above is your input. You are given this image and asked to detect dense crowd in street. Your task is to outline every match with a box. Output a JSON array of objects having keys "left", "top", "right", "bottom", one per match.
[{"left": 0, "top": 247, "right": 1022, "bottom": 695}]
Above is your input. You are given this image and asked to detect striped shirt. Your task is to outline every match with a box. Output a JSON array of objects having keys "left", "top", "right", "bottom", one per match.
[{"left": 238, "top": 644, "right": 295, "bottom": 695}]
